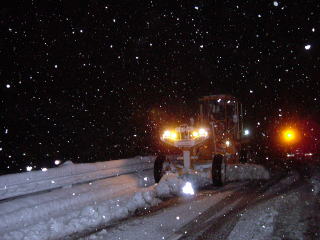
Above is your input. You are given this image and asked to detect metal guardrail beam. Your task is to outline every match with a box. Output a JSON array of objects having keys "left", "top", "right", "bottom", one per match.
[{"left": 0, "top": 156, "right": 155, "bottom": 201}]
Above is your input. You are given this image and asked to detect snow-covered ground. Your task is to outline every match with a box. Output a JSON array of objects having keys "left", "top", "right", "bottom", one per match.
[
  {"left": 81, "top": 183, "right": 244, "bottom": 240},
  {"left": 83, "top": 167, "right": 320, "bottom": 240},
  {"left": 0, "top": 159, "right": 272, "bottom": 240},
  {"left": 228, "top": 170, "right": 320, "bottom": 240}
]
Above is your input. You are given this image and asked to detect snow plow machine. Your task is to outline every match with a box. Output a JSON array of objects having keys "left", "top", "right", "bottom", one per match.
[{"left": 154, "top": 94, "right": 251, "bottom": 186}]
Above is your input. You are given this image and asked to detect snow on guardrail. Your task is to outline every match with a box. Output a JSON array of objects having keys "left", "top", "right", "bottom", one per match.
[{"left": 0, "top": 156, "right": 156, "bottom": 201}]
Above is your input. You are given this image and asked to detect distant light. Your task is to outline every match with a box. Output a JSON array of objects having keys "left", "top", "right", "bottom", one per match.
[
  {"left": 305, "top": 44, "right": 311, "bottom": 50},
  {"left": 217, "top": 98, "right": 221, "bottom": 103},
  {"left": 41, "top": 168, "right": 48, "bottom": 172},
  {"left": 182, "top": 182, "right": 194, "bottom": 195},
  {"left": 312, "top": 28, "right": 315, "bottom": 32},
  {"left": 6, "top": 84, "right": 10, "bottom": 88},
  {"left": 54, "top": 65, "right": 58, "bottom": 68},
  {"left": 194, "top": 6, "right": 199, "bottom": 10},
  {"left": 226, "top": 140, "right": 231, "bottom": 147},
  {"left": 54, "top": 160, "right": 61, "bottom": 165},
  {"left": 26, "top": 166, "right": 32, "bottom": 171},
  {"left": 273, "top": 1, "right": 279, "bottom": 7},
  {"left": 244, "top": 129, "right": 250, "bottom": 136},
  {"left": 143, "top": 177, "right": 148, "bottom": 181},
  {"left": 200, "top": 44, "right": 203, "bottom": 49},
  {"left": 176, "top": 216, "right": 180, "bottom": 220},
  {"left": 282, "top": 128, "right": 298, "bottom": 144}
]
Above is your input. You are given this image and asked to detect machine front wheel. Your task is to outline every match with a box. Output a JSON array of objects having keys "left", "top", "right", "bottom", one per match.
[
  {"left": 212, "top": 154, "right": 226, "bottom": 186},
  {"left": 154, "top": 155, "right": 166, "bottom": 183}
]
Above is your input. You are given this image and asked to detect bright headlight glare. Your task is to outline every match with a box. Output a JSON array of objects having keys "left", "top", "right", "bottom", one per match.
[
  {"left": 199, "top": 128, "right": 208, "bottom": 137},
  {"left": 192, "top": 131, "right": 199, "bottom": 138},
  {"left": 170, "top": 132, "right": 177, "bottom": 140},
  {"left": 244, "top": 129, "right": 250, "bottom": 136},
  {"left": 182, "top": 182, "right": 194, "bottom": 195},
  {"left": 162, "top": 130, "right": 171, "bottom": 139},
  {"left": 163, "top": 130, "right": 177, "bottom": 140}
]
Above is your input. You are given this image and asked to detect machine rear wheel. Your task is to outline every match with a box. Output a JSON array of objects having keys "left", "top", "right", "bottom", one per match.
[
  {"left": 212, "top": 154, "right": 226, "bottom": 186},
  {"left": 154, "top": 155, "right": 165, "bottom": 183}
]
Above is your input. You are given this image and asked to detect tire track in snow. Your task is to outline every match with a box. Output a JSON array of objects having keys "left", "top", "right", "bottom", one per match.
[{"left": 168, "top": 173, "right": 300, "bottom": 240}]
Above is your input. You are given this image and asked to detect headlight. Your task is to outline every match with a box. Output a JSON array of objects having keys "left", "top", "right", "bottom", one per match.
[
  {"left": 198, "top": 128, "right": 208, "bottom": 137},
  {"left": 192, "top": 131, "right": 199, "bottom": 138},
  {"left": 192, "top": 128, "right": 208, "bottom": 138},
  {"left": 162, "top": 130, "right": 178, "bottom": 140},
  {"left": 162, "top": 130, "right": 171, "bottom": 139},
  {"left": 243, "top": 129, "right": 250, "bottom": 136}
]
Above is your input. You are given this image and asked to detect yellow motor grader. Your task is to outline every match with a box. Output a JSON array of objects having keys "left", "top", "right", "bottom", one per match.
[{"left": 154, "top": 94, "right": 251, "bottom": 186}]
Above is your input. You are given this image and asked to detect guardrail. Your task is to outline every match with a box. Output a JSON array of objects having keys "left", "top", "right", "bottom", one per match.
[{"left": 0, "top": 156, "right": 155, "bottom": 201}]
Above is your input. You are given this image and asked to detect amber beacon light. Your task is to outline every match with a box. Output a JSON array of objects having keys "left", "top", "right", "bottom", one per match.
[{"left": 281, "top": 128, "right": 298, "bottom": 144}]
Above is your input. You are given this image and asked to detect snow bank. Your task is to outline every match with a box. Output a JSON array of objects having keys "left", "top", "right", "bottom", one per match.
[
  {"left": 1, "top": 162, "right": 271, "bottom": 240},
  {"left": 0, "top": 156, "right": 155, "bottom": 200},
  {"left": 226, "top": 164, "right": 270, "bottom": 182},
  {"left": 2, "top": 171, "right": 204, "bottom": 240}
]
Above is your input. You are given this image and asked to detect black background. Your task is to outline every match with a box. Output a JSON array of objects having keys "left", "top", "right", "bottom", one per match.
[{"left": 1, "top": 0, "right": 320, "bottom": 174}]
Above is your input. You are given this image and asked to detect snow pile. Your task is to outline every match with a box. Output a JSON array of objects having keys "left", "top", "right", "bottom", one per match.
[
  {"left": 3, "top": 188, "right": 160, "bottom": 240},
  {"left": 0, "top": 156, "right": 155, "bottom": 200},
  {"left": 226, "top": 164, "right": 270, "bottom": 182},
  {"left": 2, "top": 172, "right": 210, "bottom": 240}
]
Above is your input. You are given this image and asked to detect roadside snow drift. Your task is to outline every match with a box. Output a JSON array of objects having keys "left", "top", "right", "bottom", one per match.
[{"left": 0, "top": 160, "right": 270, "bottom": 240}]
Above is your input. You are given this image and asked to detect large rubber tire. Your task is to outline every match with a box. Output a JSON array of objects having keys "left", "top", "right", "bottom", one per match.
[
  {"left": 154, "top": 155, "right": 165, "bottom": 183},
  {"left": 212, "top": 154, "right": 225, "bottom": 186}
]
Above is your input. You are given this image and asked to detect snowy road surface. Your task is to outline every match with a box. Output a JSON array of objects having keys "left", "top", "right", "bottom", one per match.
[{"left": 82, "top": 167, "right": 320, "bottom": 240}]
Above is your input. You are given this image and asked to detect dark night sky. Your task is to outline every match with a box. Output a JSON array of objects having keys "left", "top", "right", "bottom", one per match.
[{"left": 1, "top": 0, "right": 320, "bottom": 174}]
